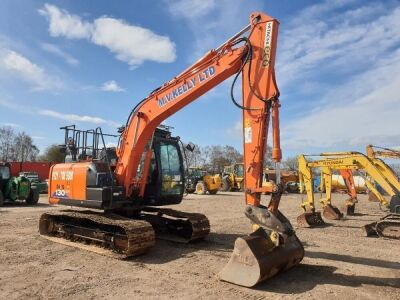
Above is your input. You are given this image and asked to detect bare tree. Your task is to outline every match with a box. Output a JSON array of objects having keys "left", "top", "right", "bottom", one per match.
[
  {"left": 37, "top": 144, "right": 65, "bottom": 163},
  {"left": 283, "top": 156, "right": 299, "bottom": 171},
  {"left": 0, "top": 126, "right": 16, "bottom": 161},
  {"left": 183, "top": 143, "right": 204, "bottom": 168},
  {"left": 202, "top": 145, "right": 243, "bottom": 172},
  {"left": 263, "top": 145, "right": 273, "bottom": 168},
  {"left": 13, "top": 132, "right": 39, "bottom": 161}
]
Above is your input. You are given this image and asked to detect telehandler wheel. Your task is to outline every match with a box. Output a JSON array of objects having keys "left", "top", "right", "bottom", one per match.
[
  {"left": 0, "top": 191, "right": 4, "bottom": 207},
  {"left": 195, "top": 181, "right": 207, "bottom": 195},
  {"left": 26, "top": 189, "right": 39, "bottom": 205},
  {"left": 208, "top": 189, "right": 218, "bottom": 195},
  {"left": 221, "top": 178, "right": 231, "bottom": 192}
]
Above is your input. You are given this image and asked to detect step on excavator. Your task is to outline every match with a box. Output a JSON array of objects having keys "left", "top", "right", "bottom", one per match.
[
  {"left": 297, "top": 153, "right": 400, "bottom": 239},
  {"left": 39, "top": 12, "right": 304, "bottom": 287}
]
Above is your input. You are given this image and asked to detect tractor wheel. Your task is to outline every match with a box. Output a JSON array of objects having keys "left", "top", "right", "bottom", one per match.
[
  {"left": 195, "top": 181, "right": 207, "bottom": 195},
  {"left": 0, "top": 191, "right": 4, "bottom": 207},
  {"left": 221, "top": 178, "right": 231, "bottom": 192},
  {"left": 26, "top": 189, "right": 39, "bottom": 205},
  {"left": 208, "top": 189, "right": 218, "bottom": 195}
]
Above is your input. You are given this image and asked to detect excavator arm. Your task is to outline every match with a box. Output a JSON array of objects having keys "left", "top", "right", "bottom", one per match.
[
  {"left": 367, "top": 144, "right": 400, "bottom": 160},
  {"left": 115, "top": 13, "right": 281, "bottom": 209}
]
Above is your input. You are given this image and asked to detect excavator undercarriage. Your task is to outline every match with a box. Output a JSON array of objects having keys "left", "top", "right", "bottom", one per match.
[{"left": 39, "top": 207, "right": 211, "bottom": 258}]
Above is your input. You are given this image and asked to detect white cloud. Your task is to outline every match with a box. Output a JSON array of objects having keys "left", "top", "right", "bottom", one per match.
[
  {"left": 164, "top": 0, "right": 259, "bottom": 59},
  {"left": 91, "top": 17, "right": 175, "bottom": 67},
  {"left": 39, "top": 109, "right": 120, "bottom": 128},
  {"left": 165, "top": 0, "right": 216, "bottom": 19},
  {"left": 101, "top": 80, "right": 124, "bottom": 92},
  {"left": 39, "top": 4, "right": 176, "bottom": 68},
  {"left": 39, "top": 109, "right": 107, "bottom": 124},
  {"left": 41, "top": 43, "right": 79, "bottom": 66},
  {"left": 276, "top": 1, "right": 400, "bottom": 153},
  {"left": 282, "top": 48, "right": 400, "bottom": 151},
  {"left": 38, "top": 4, "right": 92, "bottom": 39},
  {"left": 0, "top": 97, "right": 119, "bottom": 128},
  {"left": 0, "top": 49, "right": 62, "bottom": 91},
  {"left": 277, "top": 2, "right": 400, "bottom": 87}
]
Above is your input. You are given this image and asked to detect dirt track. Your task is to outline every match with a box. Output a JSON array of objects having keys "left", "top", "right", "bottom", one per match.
[{"left": 0, "top": 192, "right": 399, "bottom": 299}]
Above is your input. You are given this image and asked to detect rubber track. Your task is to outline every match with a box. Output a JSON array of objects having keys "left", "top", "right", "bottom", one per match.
[
  {"left": 39, "top": 210, "right": 155, "bottom": 258},
  {"left": 376, "top": 214, "right": 400, "bottom": 239}
]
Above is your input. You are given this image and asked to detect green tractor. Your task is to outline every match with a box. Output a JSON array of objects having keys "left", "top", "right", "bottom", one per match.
[
  {"left": 0, "top": 162, "right": 39, "bottom": 206},
  {"left": 19, "top": 171, "right": 48, "bottom": 194}
]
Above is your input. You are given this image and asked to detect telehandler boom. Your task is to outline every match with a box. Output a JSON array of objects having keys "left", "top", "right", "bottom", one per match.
[{"left": 39, "top": 12, "right": 304, "bottom": 287}]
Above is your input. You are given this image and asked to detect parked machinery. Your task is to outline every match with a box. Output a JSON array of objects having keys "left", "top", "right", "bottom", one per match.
[
  {"left": 19, "top": 171, "right": 48, "bottom": 194},
  {"left": 0, "top": 162, "right": 39, "bottom": 206},
  {"left": 221, "top": 163, "right": 244, "bottom": 192},
  {"left": 39, "top": 12, "right": 304, "bottom": 287},
  {"left": 185, "top": 167, "right": 221, "bottom": 194},
  {"left": 297, "top": 153, "right": 400, "bottom": 238},
  {"left": 263, "top": 168, "right": 299, "bottom": 193},
  {"left": 366, "top": 144, "right": 400, "bottom": 201}
]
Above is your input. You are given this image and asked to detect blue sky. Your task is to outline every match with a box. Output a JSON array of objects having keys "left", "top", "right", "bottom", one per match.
[{"left": 0, "top": 0, "right": 399, "bottom": 159}]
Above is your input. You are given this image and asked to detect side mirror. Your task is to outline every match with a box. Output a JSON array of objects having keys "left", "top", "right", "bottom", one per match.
[{"left": 185, "top": 143, "right": 195, "bottom": 153}]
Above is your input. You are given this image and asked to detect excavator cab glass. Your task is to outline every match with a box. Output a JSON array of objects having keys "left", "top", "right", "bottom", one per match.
[
  {"left": 0, "top": 165, "right": 10, "bottom": 180},
  {"left": 143, "top": 129, "right": 185, "bottom": 205},
  {"left": 159, "top": 141, "right": 183, "bottom": 196},
  {"left": 235, "top": 164, "right": 244, "bottom": 177}
]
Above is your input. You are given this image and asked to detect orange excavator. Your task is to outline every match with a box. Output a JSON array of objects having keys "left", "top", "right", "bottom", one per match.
[{"left": 39, "top": 12, "right": 304, "bottom": 287}]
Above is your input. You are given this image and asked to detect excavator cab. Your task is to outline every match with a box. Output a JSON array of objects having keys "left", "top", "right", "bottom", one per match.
[{"left": 143, "top": 128, "right": 185, "bottom": 205}]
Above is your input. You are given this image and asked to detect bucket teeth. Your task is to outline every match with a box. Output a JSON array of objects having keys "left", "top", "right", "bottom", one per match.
[
  {"left": 322, "top": 204, "right": 343, "bottom": 220},
  {"left": 297, "top": 211, "right": 325, "bottom": 227}
]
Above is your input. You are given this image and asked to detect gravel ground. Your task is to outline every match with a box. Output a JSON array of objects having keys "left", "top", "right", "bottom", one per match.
[{"left": 0, "top": 192, "right": 398, "bottom": 299}]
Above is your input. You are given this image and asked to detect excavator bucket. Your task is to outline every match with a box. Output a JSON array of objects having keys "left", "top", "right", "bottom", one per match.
[
  {"left": 218, "top": 228, "right": 304, "bottom": 287},
  {"left": 297, "top": 210, "right": 325, "bottom": 227},
  {"left": 322, "top": 204, "right": 343, "bottom": 220}
]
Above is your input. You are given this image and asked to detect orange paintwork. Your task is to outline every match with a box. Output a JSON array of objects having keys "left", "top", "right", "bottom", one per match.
[
  {"left": 49, "top": 12, "right": 282, "bottom": 209},
  {"left": 49, "top": 162, "right": 90, "bottom": 203},
  {"left": 339, "top": 169, "right": 357, "bottom": 200}
]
